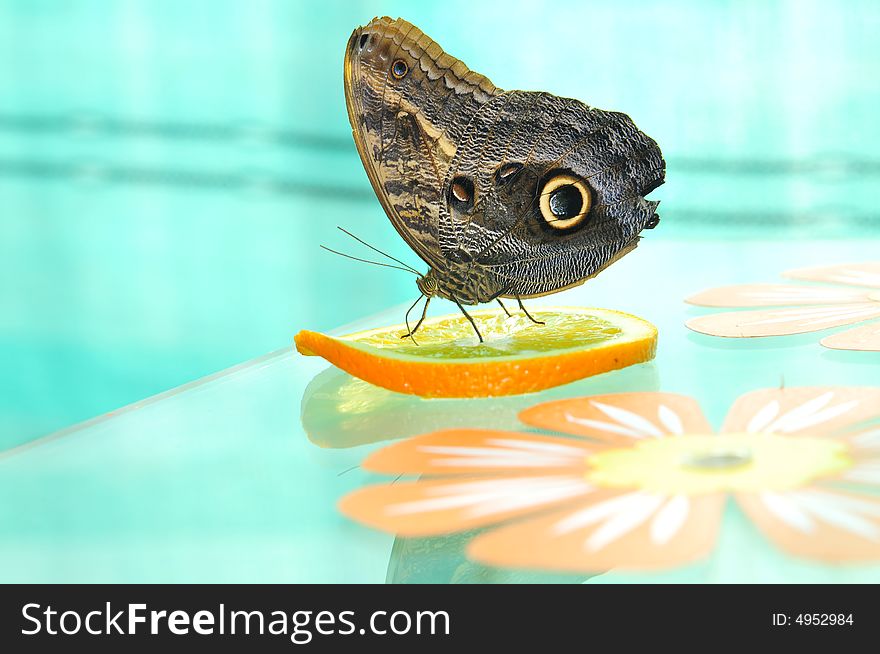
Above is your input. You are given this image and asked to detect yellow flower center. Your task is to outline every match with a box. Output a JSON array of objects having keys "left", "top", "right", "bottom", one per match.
[{"left": 586, "top": 433, "right": 852, "bottom": 494}]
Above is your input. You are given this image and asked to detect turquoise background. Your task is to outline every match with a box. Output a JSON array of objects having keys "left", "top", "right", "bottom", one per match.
[
  {"left": 1, "top": 1, "right": 880, "bottom": 583},
  {"left": 3, "top": 0, "right": 879, "bottom": 447}
]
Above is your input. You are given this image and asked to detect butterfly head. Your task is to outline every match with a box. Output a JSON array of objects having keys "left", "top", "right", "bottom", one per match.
[{"left": 416, "top": 271, "right": 439, "bottom": 298}]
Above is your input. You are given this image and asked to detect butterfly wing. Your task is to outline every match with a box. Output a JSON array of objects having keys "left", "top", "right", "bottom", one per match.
[
  {"left": 440, "top": 91, "right": 665, "bottom": 298},
  {"left": 343, "top": 17, "right": 502, "bottom": 270},
  {"left": 344, "top": 19, "right": 665, "bottom": 301}
]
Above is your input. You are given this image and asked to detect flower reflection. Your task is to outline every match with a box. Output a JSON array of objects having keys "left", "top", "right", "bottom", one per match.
[{"left": 341, "top": 387, "right": 880, "bottom": 573}]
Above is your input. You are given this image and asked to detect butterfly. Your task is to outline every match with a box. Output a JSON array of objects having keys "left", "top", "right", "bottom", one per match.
[{"left": 342, "top": 17, "right": 665, "bottom": 342}]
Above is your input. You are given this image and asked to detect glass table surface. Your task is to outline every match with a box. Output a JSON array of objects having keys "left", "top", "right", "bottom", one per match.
[{"left": 2, "top": 238, "right": 879, "bottom": 583}]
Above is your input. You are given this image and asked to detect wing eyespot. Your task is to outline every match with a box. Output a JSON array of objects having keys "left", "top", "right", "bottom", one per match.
[
  {"left": 494, "top": 162, "right": 524, "bottom": 185},
  {"left": 538, "top": 173, "right": 592, "bottom": 230},
  {"left": 449, "top": 175, "right": 475, "bottom": 213},
  {"left": 391, "top": 59, "right": 409, "bottom": 80}
]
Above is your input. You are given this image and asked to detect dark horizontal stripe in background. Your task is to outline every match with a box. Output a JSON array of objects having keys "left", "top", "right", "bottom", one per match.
[
  {"left": 1, "top": 157, "right": 877, "bottom": 230},
  {"left": 0, "top": 158, "right": 880, "bottom": 229},
  {"left": 2, "top": 113, "right": 880, "bottom": 177},
  {"left": 0, "top": 113, "right": 353, "bottom": 152},
  {"left": 2, "top": 113, "right": 878, "bottom": 229},
  {"left": 0, "top": 158, "right": 375, "bottom": 201}
]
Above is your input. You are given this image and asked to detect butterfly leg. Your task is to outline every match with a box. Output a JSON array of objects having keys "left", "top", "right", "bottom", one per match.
[
  {"left": 401, "top": 295, "right": 431, "bottom": 344},
  {"left": 496, "top": 298, "right": 512, "bottom": 317},
  {"left": 410, "top": 297, "right": 431, "bottom": 336},
  {"left": 453, "top": 296, "right": 484, "bottom": 343},
  {"left": 517, "top": 297, "right": 545, "bottom": 325}
]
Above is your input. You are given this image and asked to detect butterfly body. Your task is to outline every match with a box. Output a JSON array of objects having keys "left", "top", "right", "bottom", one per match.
[{"left": 344, "top": 17, "right": 665, "bottom": 332}]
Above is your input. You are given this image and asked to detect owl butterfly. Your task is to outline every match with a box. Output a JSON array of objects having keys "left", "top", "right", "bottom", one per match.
[{"left": 343, "top": 17, "right": 665, "bottom": 341}]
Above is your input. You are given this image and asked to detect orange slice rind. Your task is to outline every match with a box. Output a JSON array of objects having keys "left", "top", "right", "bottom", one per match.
[{"left": 295, "top": 307, "right": 657, "bottom": 398}]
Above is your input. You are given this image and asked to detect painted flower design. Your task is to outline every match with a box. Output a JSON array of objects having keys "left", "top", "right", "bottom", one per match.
[
  {"left": 340, "top": 388, "right": 880, "bottom": 572},
  {"left": 685, "top": 262, "right": 880, "bottom": 351}
]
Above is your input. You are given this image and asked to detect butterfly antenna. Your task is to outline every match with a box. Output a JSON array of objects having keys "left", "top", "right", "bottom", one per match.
[
  {"left": 336, "top": 226, "right": 421, "bottom": 275},
  {"left": 319, "top": 245, "right": 420, "bottom": 276}
]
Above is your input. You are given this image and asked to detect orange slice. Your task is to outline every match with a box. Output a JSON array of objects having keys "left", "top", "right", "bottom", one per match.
[{"left": 294, "top": 307, "right": 657, "bottom": 398}]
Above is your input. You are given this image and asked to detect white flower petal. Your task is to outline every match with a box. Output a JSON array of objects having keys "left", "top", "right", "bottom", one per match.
[
  {"left": 747, "top": 400, "right": 780, "bottom": 433},
  {"left": 590, "top": 401, "right": 664, "bottom": 437},
  {"left": 657, "top": 405, "right": 685, "bottom": 435},
  {"left": 417, "top": 443, "right": 585, "bottom": 469},
  {"left": 552, "top": 491, "right": 650, "bottom": 535},
  {"left": 747, "top": 304, "right": 880, "bottom": 326},
  {"left": 852, "top": 429, "right": 880, "bottom": 449},
  {"left": 485, "top": 438, "right": 589, "bottom": 456},
  {"left": 386, "top": 476, "right": 590, "bottom": 517},
  {"left": 792, "top": 490, "right": 880, "bottom": 541},
  {"left": 800, "top": 306, "right": 880, "bottom": 326},
  {"left": 430, "top": 456, "right": 583, "bottom": 468},
  {"left": 842, "top": 467, "right": 880, "bottom": 484},
  {"left": 771, "top": 400, "right": 859, "bottom": 434},
  {"left": 418, "top": 445, "right": 546, "bottom": 458},
  {"left": 770, "top": 391, "right": 834, "bottom": 424},
  {"left": 587, "top": 494, "right": 666, "bottom": 551},
  {"left": 564, "top": 414, "right": 645, "bottom": 439},
  {"left": 763, "top": 391, "right": 860, "bottom": 434},
  {"left": 799, "top": 490, "right": 880, "bottom": 517},
  {"left": 650, "top": 495, "right": 691, "bottom": 545},
  {"left": 784, "top": 263, "right": 880, "bottom": 289},
  {"left": 760, "top": 491, "right": 814, "bottom": 533},
  {"left": 821, "top": 321, "right": 880, "bottom": 351}
]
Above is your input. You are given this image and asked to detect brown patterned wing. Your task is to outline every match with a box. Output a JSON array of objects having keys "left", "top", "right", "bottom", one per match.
[
  {"left": 343, "top": 17, "right": 502, "bottom": 269},
  {"left": 440, "top": 91, "right": 665, "bottom": 300}
]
